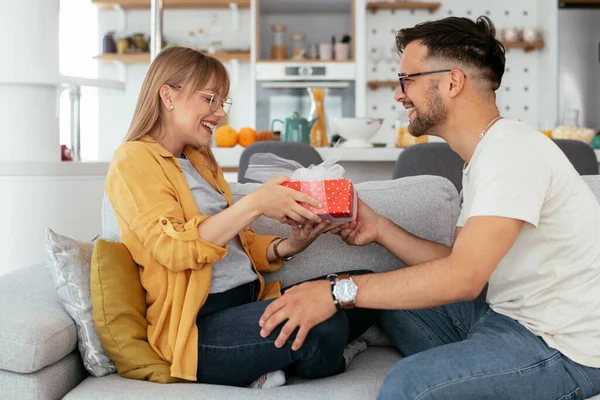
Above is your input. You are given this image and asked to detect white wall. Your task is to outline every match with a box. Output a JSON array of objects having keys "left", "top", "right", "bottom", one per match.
[{"left": 0, "top": 168, "right": 107, "bottom": 276}]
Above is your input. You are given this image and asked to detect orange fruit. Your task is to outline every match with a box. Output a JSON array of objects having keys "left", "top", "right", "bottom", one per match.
[
  {"left": 238, "top": 127, "right": 257, "bottom": 147},
  {"left": 214, "top": 125, "right": 238, "bottom": 147}
]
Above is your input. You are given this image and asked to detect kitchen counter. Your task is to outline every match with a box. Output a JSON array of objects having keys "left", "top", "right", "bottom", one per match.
[
  {"left": 213, "top": 146, "right": 600, "bottom": 166},
  {"left": 211, "top": 146, "right": 404, "bottom": 167},
  {"left": 3, "top": 147, "right": 600, "bottom": 179}
]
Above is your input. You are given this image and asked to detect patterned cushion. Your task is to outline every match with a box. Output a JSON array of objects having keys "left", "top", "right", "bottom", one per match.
[{"left": 45, "top": 229, "right": 116, "bottom": 377}]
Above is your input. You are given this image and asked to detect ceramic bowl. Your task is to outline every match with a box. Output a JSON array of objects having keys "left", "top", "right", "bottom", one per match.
[{"left": 331, "top": 118, "right": 384, "bottom": 147}]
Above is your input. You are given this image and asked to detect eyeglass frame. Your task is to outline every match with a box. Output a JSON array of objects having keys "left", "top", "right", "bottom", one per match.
[
  {"left": 168, "top": 85, "right": 233, "bottom": 114},
  {"left": 397, "top": 69, "right": 458, "bottom": 93}
]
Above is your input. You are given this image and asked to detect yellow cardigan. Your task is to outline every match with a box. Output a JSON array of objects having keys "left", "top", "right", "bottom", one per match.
[{"left": 105, "top": 135, "right": 282, "bottom": 381}]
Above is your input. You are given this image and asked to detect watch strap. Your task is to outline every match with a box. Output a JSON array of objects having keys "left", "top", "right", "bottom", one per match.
[{"left": 327, "top": 274, "right": 341, "bottom": 311}]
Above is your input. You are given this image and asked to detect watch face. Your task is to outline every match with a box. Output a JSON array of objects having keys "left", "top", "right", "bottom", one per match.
[{"left": 334, "top": 279, "right": 358, "bottom": 302}]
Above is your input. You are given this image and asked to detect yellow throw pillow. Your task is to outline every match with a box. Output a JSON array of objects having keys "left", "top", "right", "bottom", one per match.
[{"left": 90, "top": 239, "right": 181, "bottom": 383}]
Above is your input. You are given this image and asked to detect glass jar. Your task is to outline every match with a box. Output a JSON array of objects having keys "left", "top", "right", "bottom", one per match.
[
  {"left": 271, "top": 24, "right": 287, "bottom": 60},
  {"left": 395, "top": 118, "right": 428, "bottom": 148},
  {"left": 562, "top": 109, "right": 580, "bottom": 127},
  {"left": 291, "top": 33, "right": 306, "bottom": 60}
]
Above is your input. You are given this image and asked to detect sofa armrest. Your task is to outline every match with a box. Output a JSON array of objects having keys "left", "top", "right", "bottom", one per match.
[{"left": 0, "top": 264, "right": 79, "bottom": 374}]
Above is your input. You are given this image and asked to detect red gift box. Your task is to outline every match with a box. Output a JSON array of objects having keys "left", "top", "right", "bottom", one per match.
[{"left": 282, "top": 179, "right": 357, "bottom": 222}]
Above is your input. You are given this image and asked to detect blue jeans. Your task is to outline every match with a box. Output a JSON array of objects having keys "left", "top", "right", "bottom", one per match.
[
  {"left": 195, "top": 271, "right": 376, "bottom": 386},
  {"left": 377, "top": 291, "right": 600, "bottom": 400}
]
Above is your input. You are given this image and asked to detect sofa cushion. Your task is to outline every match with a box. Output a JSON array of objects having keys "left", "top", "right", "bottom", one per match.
[
  {"left": 230, "top": 176, "right": 460, "bottom": 288},
  {"left": 0, "top": 351, "right": 87, "bottom": 400},
  {"left": 64, "top": 347, "right": 401, "bottom": 400},
  {"left": 90, "top": 239, "right": 179, "bottom": 383},
  {"left": 0, "top": 263, "right": 77, "bottom": 373},
  {"left": 45, "top": 228, "right": 116, "bottom": 377}
]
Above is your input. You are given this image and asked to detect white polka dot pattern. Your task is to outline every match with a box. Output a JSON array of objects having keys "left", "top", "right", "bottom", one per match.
[{"left": 282, "top": 179, "right": 357, "bottom": 222}]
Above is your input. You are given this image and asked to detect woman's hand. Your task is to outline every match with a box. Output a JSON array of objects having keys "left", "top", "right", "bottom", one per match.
[
  {"left": 249, "top": 176, "right": 323, "bottom": 224},
  {"left": 285, "top": 220, "right": 337, "bottom": 255}
]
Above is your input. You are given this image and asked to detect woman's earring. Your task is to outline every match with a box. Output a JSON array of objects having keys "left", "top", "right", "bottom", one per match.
[{"left": 170, "top": 105, "right": 174, "bottom": 110}]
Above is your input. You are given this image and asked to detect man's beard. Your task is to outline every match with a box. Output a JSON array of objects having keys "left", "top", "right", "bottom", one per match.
[{"left": 408, "top": 84, "right": 447, "bottom": 137}]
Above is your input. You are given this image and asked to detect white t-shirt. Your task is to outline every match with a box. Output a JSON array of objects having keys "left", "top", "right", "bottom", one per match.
[{"left": 457, "top": 118, "right": 600, "bottom": 368}]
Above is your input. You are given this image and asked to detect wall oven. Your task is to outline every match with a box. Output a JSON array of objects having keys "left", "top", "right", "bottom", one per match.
[{"left": 255, "top": 63, "right": 355, "bottom": 134}]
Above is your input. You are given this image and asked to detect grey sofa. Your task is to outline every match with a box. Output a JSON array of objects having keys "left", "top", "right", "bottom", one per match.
[{"left": 2, "top": 175, "right": 598, "bottom": 399}]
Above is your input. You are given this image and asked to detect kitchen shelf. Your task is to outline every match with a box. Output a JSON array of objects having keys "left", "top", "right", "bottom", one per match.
[
  {"left": 503, "top": 40, "right": 545, "bottom": 52},
  {"left": 92, "top": 0, "right": 250, "bottom": 11},
  {"left": 257, "top": 59, "right": 355, "bottom": 63},
  {"left": 559, "top": 0, "right": 600, "bottom": 8},
  {"left": 366, "top": 1, "right": 441, "bottom": 13},
  {"left": 367, "top": 80, "right": 398, "bottom": 90},
  {"left": 94, "top": 51, "right": 251, "bottom": 64}
]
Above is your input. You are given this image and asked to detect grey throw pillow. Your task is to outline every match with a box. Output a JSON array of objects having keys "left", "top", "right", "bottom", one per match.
[{"left": 44, "top": 228, "right": 116, "bottom": 377}]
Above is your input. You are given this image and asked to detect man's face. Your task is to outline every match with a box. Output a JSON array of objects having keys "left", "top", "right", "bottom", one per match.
[{"left": 395, "top": 42, "right": 448, "bottom": 137}]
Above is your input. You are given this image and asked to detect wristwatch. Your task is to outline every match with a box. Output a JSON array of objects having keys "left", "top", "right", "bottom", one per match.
[{"left": 327, "top": 273, "right": 358, "bottom": 310}]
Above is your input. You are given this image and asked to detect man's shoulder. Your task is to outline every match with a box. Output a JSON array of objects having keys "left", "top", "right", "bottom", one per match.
[{"left": 482, "top": 120, "right": 550, "bottom": 159}]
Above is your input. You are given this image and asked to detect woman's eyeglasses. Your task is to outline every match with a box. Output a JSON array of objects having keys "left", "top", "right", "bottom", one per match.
[
  {"left": 169, "top": 85, "right": 233, "bottom": 114},
  {"left": 197, "top": 91, "right": 233, "bottom": 115}
]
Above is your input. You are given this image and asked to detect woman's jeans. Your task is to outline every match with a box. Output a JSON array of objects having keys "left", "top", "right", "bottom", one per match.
[
  {"left": 377, "top": 289, "right": 600, "bottom": 400},
  {"left": 195, "top": 270, "right": 376, "bottom": 386}
]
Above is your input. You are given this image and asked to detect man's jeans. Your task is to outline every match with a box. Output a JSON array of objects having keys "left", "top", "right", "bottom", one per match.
[
  {"left": 195, "top": 271, "right": 376, "bottom": 386},
  {"left": 378, "top": 292, "right": 600, "bottom": 400}
]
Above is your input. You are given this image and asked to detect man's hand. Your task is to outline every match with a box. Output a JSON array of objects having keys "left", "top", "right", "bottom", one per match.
[
  {"left": 259, "top": 280, "right": 336, "bottom": 351},
  {"left": 330, "top": 199, "right": 381, "bottom": 246}
]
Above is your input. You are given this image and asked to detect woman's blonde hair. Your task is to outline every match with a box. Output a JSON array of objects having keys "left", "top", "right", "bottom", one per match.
[{"left": 124, "top": 46, "right": 230, "bottom": 168}]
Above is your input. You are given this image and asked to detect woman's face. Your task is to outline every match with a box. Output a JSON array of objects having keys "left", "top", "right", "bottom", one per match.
[{"left": 163, "top": 76, "right": 229, "bottom": 149}]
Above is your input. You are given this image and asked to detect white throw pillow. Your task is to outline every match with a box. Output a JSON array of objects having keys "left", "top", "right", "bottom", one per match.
[{"left": 44, "top": 228, "right": 116, "bottom": 377}]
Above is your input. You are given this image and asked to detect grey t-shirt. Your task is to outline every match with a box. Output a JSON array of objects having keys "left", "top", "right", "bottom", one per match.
[{"left": 177, "top": 158, "right": 257, "bottom": 294}]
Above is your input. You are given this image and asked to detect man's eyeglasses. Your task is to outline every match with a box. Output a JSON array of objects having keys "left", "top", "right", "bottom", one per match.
[
  {"left": 397, "top": 69, "right": 452, "bottom": 93},
  {"left": 169, "top": 85, "right": 233, "bottom": 114}
]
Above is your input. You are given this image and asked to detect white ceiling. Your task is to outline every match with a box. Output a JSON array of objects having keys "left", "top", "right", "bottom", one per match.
[{"left": 259, "top": 0, "right": 352, "bottom": 14}]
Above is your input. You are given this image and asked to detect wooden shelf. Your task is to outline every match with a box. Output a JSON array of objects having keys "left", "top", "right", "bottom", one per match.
[
  {"left": 93, "top": 0, "right": 250, "bottom": 11},
  {"left": 94, "top": 51, "right": 251, "bottom": 64},
  {"left": 367, "top": 81, "right": 398, "bottom": 90},
  {"left": 94, "top": 53, "right": 150, "bottom": 64},
  {"left": 559, "top": 0, "right": 600, "bottom": 7},
  {"left": 503, "top": 40, "right": 544, "bottom": 52},
  {"left": 257, "top": 59, "right": 355, "bottom": 63},
  {"left": 367, "top": 1, "right": 441, "bottom": 13}
]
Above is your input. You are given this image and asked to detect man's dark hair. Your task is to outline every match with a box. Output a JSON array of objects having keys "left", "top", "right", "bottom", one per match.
[{"left": 395, "top": 16, "right": 506, "bottom": 91}]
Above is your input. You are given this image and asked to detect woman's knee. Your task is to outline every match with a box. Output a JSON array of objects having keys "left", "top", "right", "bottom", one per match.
[{"left": 299, "top": 310, "right": 349, "bottom": 359}]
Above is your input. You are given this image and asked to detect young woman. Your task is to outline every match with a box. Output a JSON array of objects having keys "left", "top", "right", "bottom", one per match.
[{"left": 105, "top": 46, "right": 373, "bottom": 388}]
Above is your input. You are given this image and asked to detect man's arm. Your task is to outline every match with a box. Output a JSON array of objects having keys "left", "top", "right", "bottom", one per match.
[
  {"left": 353, "top": 216, "right": 521, "bottom": 309},
  {"left": 259, "top": 215, "right": 522, "bottom": 350},
  {"left": 375, "top": 217, "right": 456, "bottom": 266}
]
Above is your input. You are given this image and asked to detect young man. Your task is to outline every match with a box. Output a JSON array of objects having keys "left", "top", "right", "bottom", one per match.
[{"left": 258, "top": 15, "right": 600, "bottom": 399}]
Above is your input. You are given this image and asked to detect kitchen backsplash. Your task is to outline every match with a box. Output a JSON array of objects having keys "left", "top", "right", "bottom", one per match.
[{"left": 365, "top": 0, "right": 554, "bottom": 146}]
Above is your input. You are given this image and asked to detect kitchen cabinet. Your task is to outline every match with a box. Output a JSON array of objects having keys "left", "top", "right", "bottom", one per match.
[{"left": 256, "top": 0, "right": 355, "bottom": 62}]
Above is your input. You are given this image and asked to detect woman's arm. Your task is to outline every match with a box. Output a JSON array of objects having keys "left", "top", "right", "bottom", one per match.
[{"left": 107, "top": 144, "right": 229, "bottom": 272}]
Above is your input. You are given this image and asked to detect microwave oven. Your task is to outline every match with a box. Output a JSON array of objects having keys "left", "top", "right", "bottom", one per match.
[{"left": 255, "top": 63, "right": 355, "bottom": 135}]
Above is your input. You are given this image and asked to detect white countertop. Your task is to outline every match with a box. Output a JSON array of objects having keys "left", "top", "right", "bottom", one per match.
[
  {"left": 2, "top": 148, "right": 600, "bottom": 176},
  {"left": 0, "top": 161, "right": 110, "bottom": 176},
  {"left": 212, "top": 146, "right": 405, "bottom": 167}
]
